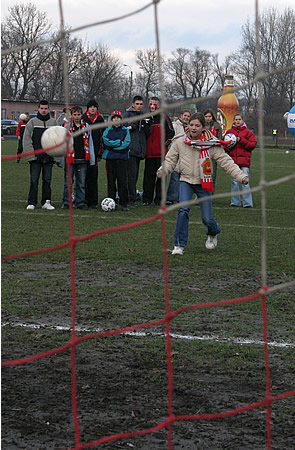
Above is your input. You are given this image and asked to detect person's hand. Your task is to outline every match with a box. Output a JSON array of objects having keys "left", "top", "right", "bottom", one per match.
[
  {"left": 242, "top": 176, "right": 249, "bottom": 185},
  {"left": 157, "top": 168, "right": 163, "bottom": 178}
]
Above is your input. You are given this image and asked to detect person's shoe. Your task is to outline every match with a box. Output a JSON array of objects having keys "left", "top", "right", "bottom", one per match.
[
  {"left": 172, "top": 246, "right": 184, "bottom": 255},
  {"left": 121, "top": 206, "right": 129, "bottom": 211},
  {"left": 127, "top": 202, "right": 137, "bottom": 208},
  {"left": 88, "top": 204, "right": 98, "bottom": 209},
  {"left": 166, "top": 200, "right": 174, "bottom": 206},
  {"left": 26, "top": 204, "right": 35, "bottom": 210},
  {"left": 205, "top": 235, "right": 218, "bottom": 250},
  {"left": 62, "top": 204, "right": 69, "bottom": 209},
  {"left": 16, "top": 159, "right": 20, "bottom": 163},
  {"left": 77, "top": 204, "right": 88, "bottom": 210},
  {"left": 42, "top": 200, "right": 55, "bottom": 210},
  {"left": 143, "top": 202, "right": 151, "bottom": 206}
]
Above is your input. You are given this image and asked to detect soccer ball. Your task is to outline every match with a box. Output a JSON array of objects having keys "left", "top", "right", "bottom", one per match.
[
  {"left": 101, "top": 198, "right": 116, "bottom": 212},
  {"left": 41, "top": 126, "right": 72, "bottom": 157},
  {"left": 224, "top": 133, "right": 237, "bottom": 149},
  {"left": 19, "top": 113, "right": 27, "bottom": 121}
]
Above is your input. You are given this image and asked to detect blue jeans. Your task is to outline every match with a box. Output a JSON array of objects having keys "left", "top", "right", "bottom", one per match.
[
  {"left": 28, "top": 161, "right": 53, "bottom": 206},
  {"left": 166, "top": 171, "right": 180, "bottom": 202},
  {"left": 231, "top": 166, "right": 253, "bottom": 207},
  {"left": 174, "top": 181, "right": 221, "bottom": 247},
  {"left": 62, "top": 162, "right": 87, "bottom": 207}
]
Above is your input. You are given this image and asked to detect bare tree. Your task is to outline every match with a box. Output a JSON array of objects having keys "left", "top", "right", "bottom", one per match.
[
  {"left": 166, "top": 47, "right": 217, "bottom": 100},
  {"left": 231, "top": 7, "right": 295, "bottom": 113},
  {"left": 71, "top": 43, "right": 124, "bottom": 110},
  {"left": 135, "top": 48, "right": 160, "bottom": 101},
  {"left": 28, "top": 32, "right": 85, "bottom": 103},
  {"left": 1, "top": 3, "right": 55, "bottom": 100}
]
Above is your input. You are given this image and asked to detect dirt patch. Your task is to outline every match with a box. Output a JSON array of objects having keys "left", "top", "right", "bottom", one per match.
[{"left": 2, "top": 261, "right": 295, "bottom": 449}]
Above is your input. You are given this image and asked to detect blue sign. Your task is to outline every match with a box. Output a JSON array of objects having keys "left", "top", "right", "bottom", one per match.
[{"left": 287, "top": 105, "right": 295, "bottom": 138}]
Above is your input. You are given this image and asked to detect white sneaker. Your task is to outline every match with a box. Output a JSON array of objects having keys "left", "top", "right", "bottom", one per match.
[
  {"left": 172, "top": 246, "right": 184, "bottom": 255},
  {"left": 205, "top": 235, "right": 218, "bottom": 250},
  {"left": 26, "top": 204, "right": 35, "bottom": 210},
  {"left": 42, "top": 200, "right": 55, "bottom": 210}
]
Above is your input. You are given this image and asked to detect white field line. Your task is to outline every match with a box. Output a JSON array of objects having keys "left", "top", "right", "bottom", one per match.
[
  {"left": 2, "top": 321, "right": 294, "bottom": 349},
  {"left": 3, "top": 209, "right": 295, "bottom": 231}
]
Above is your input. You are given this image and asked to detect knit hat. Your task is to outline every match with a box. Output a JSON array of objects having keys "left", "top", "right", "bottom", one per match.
[
  {"left": 87, "top": 99, "right": 99, "bottom": 110},
  {"left": 63, "top": 106, "right": 72, "bottom": 113},
  {"left": 110, "top": 110, "right": 123, "bottom": 120}
]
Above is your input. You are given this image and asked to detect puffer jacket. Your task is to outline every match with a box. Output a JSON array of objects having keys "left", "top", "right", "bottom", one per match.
[
  {"left": 122, "top": 107, "right": 151, "bottom": 159},
  {"left": 225, "top": 123, "right": 257, "bottom": 168},
  {"left": 23, "top": 113, "right": 57, "bottom": 163},
  {"left": 161, "top": 131, "right": 247, "bottom": 185}
]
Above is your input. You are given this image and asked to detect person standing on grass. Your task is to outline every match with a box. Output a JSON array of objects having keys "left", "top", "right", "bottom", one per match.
[
  {"left": 157, "top": 112, "right": 249, "bottom": 255},
  {"left": 123, "top": 95, "right": 151, "bottom": 207},
  {"left": 23, "top": 100, "right": 57, "bottom": 211},
  {"left": 16, "top": 112, "right": 30, "bottom": 163},
  {"left": 224, "top": 113, "right": 257, "bottom": 208},
  {"left": 204, "top": 108, "right": 222, "bottom": 191},
  {"left": 102, "top": 110, "right": 130, "bottom": 211},
  {"left": 166, "top": 110, "right": 191, "bottom": 205},
  {"left": 62, "top": 106, "right": 94, "bottom": 210},
  {"left": 82, "top": 99, "right": 105, "bottom": 208},
  {"left": 142, "top": 97, "right": 175, "bottom": 206}
]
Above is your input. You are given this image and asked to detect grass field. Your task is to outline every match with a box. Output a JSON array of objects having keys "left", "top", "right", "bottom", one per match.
[{"left": 1, "top": 138, "right": 295, "bottom": 449}]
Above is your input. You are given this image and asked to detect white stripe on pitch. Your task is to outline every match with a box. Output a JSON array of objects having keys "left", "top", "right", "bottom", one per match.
[{"left": 2, "top": 321, "right": 294, "bottom": 349}]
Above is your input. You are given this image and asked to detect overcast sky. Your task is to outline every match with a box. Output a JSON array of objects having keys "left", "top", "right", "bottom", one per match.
[{"left": 1, "top": 0, "right": 294, "bottom": 71}]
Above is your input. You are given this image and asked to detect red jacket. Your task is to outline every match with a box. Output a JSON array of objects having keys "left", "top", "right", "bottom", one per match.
[
  {"left": 145, "top": 114, "right": 175, "bottom": 158},
  {"left": 225, "top": 123, "right": 257, "bottom": 168}
]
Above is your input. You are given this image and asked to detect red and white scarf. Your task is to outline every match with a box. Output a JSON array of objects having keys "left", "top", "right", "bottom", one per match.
[
  {"left": 85, "top": 110, "right": 101, "bottom": 123},
  {"left": 183, "top": 130, "right": 225, "bottom": 192},
  {"left": 69, "top": 120, "right": 90, "bottom": 163}
]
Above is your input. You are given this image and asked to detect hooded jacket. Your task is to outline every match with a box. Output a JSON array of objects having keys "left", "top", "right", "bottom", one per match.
[
  {"left": 122, "top": 107, "right": 151, "bottom": 159},
  {"left": 225, "top": 123, "right": 257, "bottom": 168}
]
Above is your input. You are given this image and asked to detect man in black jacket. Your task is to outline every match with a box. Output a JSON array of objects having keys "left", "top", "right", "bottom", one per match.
[
  {"left": 123, "top": 95, "right": 151, "bottom": 207},
  {"left": 82, "top": 99, "right": 105, "bottom": 208}
]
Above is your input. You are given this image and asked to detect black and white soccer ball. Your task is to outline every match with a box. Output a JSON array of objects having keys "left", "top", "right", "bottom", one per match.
[
  {"left": 101, "top": 197, "right": 116, "bottom": 212},
  {"left": 224, "top": 133, "right": 237, "bottom": 149}
]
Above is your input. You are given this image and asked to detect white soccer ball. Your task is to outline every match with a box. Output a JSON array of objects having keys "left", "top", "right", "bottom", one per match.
[
  {"left": 41, "top": 126, "right": 72, "bottom": 157},
  {"left": 101, "top": 197, "right": 116, "bottom": 212},
  {"left": 224, "top": 133, "right": 237, "bottom": 149},
  {"left": 19, "top": 113, "right": 27, "bottom": 121}
]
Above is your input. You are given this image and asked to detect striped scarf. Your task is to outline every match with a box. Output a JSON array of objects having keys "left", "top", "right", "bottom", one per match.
[
  {"left": 183, "top": 130, "right": 224, "bottom": 192},
  {"left": 85, "top": 110, "right": 101, "bottom": 123},
  {"left": 69, "top": 120, "right": 90, "bottom": 163}
]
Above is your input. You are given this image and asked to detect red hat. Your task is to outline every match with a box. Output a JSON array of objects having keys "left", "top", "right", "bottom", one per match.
[
  {"left": 63, "top": 106, "right": 72, "bottom": 113},
  {"left": 110, "top": 110, "right": 122, "bottom": 120}
]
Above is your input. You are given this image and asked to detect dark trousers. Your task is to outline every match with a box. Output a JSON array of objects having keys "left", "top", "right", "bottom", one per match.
[
  {"left": 28, "top": 161, "right": 53, "bottom": 206},
  {"left": 127, "top": 155, "right": 141, "bottom": 202},
  {"left": 106, "top": 160, "right": 129, "bottom": 207},
  {"left": 143, "top": 157, "right": 162, "bottom": 205},
  {"left": 85, "top": 164, "right": 98, "bottom": 206}
]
